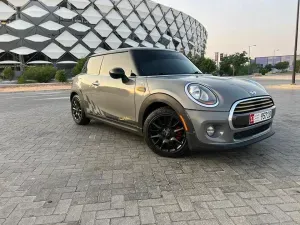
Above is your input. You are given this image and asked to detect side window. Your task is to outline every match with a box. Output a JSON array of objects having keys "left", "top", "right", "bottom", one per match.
[
  {"left": 87, "top": 56, "right": 103, "bottom": 75},
  {"left": 100, "top": 52, "right": 134, "bottom": 76},
  {"left": 81, "top": 61, "right": 87, "bottom": 73}
]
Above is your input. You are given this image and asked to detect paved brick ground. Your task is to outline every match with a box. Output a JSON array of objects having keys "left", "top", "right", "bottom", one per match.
[{"left": 0, "top": 85, "right": 300, "bottom": 225}]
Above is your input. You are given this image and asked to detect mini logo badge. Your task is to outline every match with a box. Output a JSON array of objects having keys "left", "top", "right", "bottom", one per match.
[{"left": 249, "top": 91, "right": 256, "bottom": 96}]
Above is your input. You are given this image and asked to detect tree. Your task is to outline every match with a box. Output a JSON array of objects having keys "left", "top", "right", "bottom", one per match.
[
  {"left": 2, "top": 67, "right": 14, "bottom": 80},
  {"left": 238, "top": 64, "right": 260, "bottom": 76},
  {"left": 200, "top": 58, "right": 217, "bottom": 74},
  {"left": 265, "top": 64, "right": 273, "bottom": 72},
  {"left": 219, "top": 51, "right": 249, "bottom": 76},
  {"left": 275, "top": 61, "right": 289, "bottom": 71},
  {"left": 188, "top": 55, "right": 217, "bottom": 74},
  {"left": 72, "top": 58, "right": 87, "bottom": 76},
  {"left": 22, "top": 66, "right": 56, "bottom": 83},
  {"left": 259, "top": 68, "right": 269, "bottom": 75},
  {"left": 186, "top": 52, "right": 193, "bottom": 59},
  {"left": 188, "top": 54, "right": 198, "bottom": 65},
  {"left": 55, "top": 70, "right": 67, "bottom": 82}
]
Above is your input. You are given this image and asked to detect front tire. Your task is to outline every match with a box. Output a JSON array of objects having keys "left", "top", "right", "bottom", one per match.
[
  {"left": 71, "top": 95, "right": 90, "bottom": 125},
  {"left": 143, "top": 107, "right": 189, "bottom": 157}
]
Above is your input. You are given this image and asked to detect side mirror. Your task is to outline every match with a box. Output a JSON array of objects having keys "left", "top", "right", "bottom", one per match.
[{"left": 109, "top": 67, "right": 125, "bottom": 79}]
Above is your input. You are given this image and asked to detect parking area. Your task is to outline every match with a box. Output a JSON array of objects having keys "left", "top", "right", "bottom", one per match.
[{"left": 0, "top": 80, "right": 300, "bottom": 225}]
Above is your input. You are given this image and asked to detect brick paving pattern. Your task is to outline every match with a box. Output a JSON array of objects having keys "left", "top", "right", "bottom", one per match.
[{"left": 0, "top": 86, "right": 299, "bottom": 225}]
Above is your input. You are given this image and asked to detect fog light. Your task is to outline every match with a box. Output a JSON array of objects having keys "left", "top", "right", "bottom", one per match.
[{"left": 206, "top": 126, "right": 215, "bottom": 137}]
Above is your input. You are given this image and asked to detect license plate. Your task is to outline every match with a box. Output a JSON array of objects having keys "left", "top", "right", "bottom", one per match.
[{"left": 249, "top": 110, "right": 272, "bottom": 125}]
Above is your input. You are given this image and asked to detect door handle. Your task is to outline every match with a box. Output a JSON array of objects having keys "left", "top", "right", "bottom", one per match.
[{"left": 92, "top": 81, "right": 99, "bottom": 86}]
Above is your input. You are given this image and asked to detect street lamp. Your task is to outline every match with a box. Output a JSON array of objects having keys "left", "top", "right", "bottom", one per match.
[
  {"left": 248, "top": 45, "right": 256, "bottom": 75},
  {"left": 292, "top": 0, "right": 300, "bottom": 84},
  {"left": 273, "top": 49, "right": 279, "bottom": 67}
]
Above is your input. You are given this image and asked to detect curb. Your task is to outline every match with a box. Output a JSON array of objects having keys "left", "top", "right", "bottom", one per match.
[
  {"left": 0, "top": 83, "right": 71, "bottom": 93},
  {"left": 0, "top": 82, "right": 72, "bottom": 88}
]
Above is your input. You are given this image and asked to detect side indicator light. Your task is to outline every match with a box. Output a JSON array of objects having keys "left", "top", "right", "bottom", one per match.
[
  {"left": 136, "top": 87, "right": 146, "bottom": 92},
  {"left": 179, "top": 115, "right": 189, "bottom": 131}
]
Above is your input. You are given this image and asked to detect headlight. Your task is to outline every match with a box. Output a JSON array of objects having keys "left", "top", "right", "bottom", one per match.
[{"left": 185, "top": 83, "right": 219, "bottom": 107}]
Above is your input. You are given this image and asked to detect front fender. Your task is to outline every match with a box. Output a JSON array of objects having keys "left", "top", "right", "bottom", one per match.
[{"left": 138, "top": 93, "right": 195, "bottom": 133}]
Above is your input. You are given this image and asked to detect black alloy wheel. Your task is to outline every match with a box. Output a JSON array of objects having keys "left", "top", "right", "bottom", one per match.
[
  {"left": 71, "top": 95, "right": 90, "bottom": 125},
  {"left": 144, "top": 107, "right": 189, "bottom": 157}
]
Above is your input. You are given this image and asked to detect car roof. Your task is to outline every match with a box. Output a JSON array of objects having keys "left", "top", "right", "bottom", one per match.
[{"left": 91, "top": 47, "right": 177, "bottom": 58}]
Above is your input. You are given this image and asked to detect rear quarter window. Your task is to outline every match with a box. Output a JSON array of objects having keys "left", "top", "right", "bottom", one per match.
[
  {"left": 87, "top": 56, "right": 103, "bottom": 75},
  {"left": 81, "top": 61, "right": 87, "bottom": 73}
]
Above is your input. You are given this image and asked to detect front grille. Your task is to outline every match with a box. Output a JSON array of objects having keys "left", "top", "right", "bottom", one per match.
[
  {"left": 234, "top": 97, "right": 274, "bottom": 115},
  {"left": 234, "top": 123, "right": 271, "bottom": 140}
]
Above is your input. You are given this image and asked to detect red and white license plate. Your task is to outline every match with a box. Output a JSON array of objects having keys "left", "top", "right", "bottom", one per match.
[{"left": 249, "top": 110, "right": 272, "bottom": 125}]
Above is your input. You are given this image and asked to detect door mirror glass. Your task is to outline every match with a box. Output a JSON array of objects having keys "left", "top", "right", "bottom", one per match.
[{"left": 109, "top": 67, "right": 125, "bottom": 79}]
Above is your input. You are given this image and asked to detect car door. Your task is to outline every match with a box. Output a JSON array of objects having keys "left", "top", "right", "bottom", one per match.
[
  {"left": 80, "top": 56, "right": 103, "bottom": 116},
  {"left": 94, "top": 52, "right": 136, "bottom": 126}
]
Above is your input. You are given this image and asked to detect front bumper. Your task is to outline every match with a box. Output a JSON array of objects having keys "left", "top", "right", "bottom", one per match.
[{"left": 185, "top": 108, "right": 276, "bottom": 151}]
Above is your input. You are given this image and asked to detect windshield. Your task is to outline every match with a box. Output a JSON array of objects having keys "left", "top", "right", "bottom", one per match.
[{"left": 132, "top": 50, "right": 202, "bottom": 76}]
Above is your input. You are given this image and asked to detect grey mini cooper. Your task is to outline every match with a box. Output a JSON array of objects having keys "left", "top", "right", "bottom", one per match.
[{"left": 70, "top": 48, "right": 276, "bottom": 157}]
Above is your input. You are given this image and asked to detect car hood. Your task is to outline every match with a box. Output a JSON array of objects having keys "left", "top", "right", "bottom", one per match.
[{"left": 146, "top": 74, "right": 270, "bottom": 111}]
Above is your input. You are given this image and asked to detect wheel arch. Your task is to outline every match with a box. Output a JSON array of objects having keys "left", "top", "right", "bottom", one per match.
[
  {"left": 70, "top": 89, "right": 85, "bottom": 101},
  {"left": 70, "top": 91, "right": 80, "bottom": 101},
  {"left": 139, "top": 93, "right": 194, "bottom": 133}
]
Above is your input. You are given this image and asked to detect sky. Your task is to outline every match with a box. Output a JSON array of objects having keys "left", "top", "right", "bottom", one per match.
[{"left": 155, "top": 0, "right": 298, "bottom": 59}]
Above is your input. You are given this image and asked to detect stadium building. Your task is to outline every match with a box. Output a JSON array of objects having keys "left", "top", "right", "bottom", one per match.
[{"left": 0, "top": 0, "right": 207, "bottom": 69}]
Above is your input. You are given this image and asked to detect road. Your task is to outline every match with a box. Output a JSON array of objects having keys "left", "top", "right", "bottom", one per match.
[{"left": 0, "top": 81, "right": 300, "bottom": 225}]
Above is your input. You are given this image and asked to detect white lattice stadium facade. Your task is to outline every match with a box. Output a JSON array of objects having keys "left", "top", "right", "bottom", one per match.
[{"left": 0, "top": 0, "right": 207, "bottom": 66}]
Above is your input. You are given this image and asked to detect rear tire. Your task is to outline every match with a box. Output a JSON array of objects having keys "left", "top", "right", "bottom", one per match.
[
  {"left": 143, "top": 107, "right": 189, "bottom": 157},
  {"left": 71, "top": 95, "right": 90, "bottom": 125}
]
